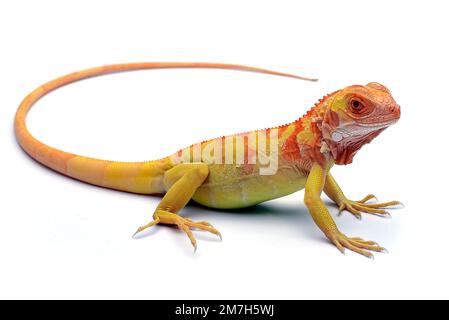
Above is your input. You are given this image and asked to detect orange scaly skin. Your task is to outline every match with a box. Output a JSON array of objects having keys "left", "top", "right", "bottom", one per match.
[{"left": 15, "top": 62, "right": 402, "bottom": 258}]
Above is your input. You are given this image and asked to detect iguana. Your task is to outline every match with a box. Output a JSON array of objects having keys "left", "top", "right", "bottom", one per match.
[{"left": 15, "top": 62, "right": 402, "bottom": 258}]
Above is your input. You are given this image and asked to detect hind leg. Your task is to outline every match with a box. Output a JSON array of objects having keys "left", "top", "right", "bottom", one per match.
[{"left": 133, "top": 163, "right": 221, "bottom": 251}]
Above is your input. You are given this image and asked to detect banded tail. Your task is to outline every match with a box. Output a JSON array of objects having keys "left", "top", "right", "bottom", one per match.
[{"left": 15, "top": 62, "right": 316, "bottom": 194}]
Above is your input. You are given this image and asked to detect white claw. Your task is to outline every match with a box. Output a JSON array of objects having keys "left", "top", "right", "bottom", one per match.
[
  {"left": 132, "top": 229, "right": 141, "bottom": 239},
  {"left": 374, "top": 212, "right": 392, "bottom": 219},
  {"left": 337, "top": 205, "right": 345, "bottom": 216}
]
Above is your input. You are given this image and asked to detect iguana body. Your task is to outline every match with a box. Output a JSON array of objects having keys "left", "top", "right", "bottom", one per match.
[{"left": 15, "top": 62, "right": 402, "bottom": 258}]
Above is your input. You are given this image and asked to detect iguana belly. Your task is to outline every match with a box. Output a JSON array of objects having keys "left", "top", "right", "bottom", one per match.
[{"left": 192, "top": 164, "right": 307, "bottom": 209}]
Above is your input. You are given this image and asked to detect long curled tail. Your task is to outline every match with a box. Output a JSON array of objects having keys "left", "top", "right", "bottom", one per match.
[{"left": 15, "top": 62, "right": 316, "bottom": 194}]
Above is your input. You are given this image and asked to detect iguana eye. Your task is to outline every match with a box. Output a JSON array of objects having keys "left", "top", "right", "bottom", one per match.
[
  {"left": 350, "top": 99, "right": 364, "bottom": 113},
  {"left": 351, "top": 100, "right": 361, "bottom": 109}
]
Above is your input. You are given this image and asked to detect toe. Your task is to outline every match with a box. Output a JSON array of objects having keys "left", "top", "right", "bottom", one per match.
[
  {"left": 132, "top": 217, "right": 160, "bottom": 238},
  {"left": 340, "top": 238, "right": 374, "bottom": 258},
  {"left": 330, "top": 233, "right": 382, "bottom": 259},
  {"left": 347, "top": 238, "right": 385, "bottom": 252},
  {"left": 361, "top": 201, "right": 404, "bottom": 208},
  {"left": 357, "top": 194, "right": 377, "bottom": 203},
  {"left": 185, "top": 220, "right": 222, "bottom": 239},
  {"left": 345, "top": 204, "right": 362, "bottom": 220},
  {"left": 178, "top": 222, "right": 198, "bottom": 250}
]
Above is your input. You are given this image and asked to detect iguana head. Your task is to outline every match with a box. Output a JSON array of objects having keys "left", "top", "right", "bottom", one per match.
[{"left": 321, "top": 82, "right": 400, "bottom": 165}]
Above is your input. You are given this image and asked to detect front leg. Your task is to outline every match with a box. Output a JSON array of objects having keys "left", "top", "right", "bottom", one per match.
[
  {"left": 324, "top": 173, "right": 402, "bottom": 219},
  {"left": 304, "top": 163, "right": 386, "bottom": 258}
]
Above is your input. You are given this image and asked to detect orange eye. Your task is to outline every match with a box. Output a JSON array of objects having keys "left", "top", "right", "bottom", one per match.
[{"left": 350, "top": 99, "right": 364, "bottom": 113}]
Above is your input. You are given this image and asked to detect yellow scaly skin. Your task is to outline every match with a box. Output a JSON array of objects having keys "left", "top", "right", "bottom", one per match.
[{"left": 15, "top": 62, "right": 402, "bottom": 258}]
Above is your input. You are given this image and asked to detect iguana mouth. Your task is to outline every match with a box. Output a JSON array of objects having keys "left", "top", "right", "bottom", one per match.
[
  {"left": 358, "top": 112, "right": 400, "bottom": 127},
  {"left": 358, "top": 120, "right": 397, "bottom": 128}
]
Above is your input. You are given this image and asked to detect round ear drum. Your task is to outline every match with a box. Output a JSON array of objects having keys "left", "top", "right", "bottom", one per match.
[{"left": 366, "top": 82, "right": 391, "bottom": 94}]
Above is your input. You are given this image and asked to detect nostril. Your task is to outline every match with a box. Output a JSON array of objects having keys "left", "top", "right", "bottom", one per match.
[
  {"left": 389, "top": 104, "right": 399, "bottom": 112},
  {"left": 395, "top": 105, "right": 401, "bottom": 118}
]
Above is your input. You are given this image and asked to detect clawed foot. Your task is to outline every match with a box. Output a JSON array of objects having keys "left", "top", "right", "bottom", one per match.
[
  {"left": 133, "top": 210, "right": 222, "bottom": 252},
  {"left": 328, "top": 231, "right": 387, "bottom": 259},
  {"left": 337, "top": 194, "right": 403, "bottom": 219}
]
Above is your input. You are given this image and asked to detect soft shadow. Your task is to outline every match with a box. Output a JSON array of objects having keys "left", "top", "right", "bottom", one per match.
[{"left": 182, "top": 200, "right": 321, "bottom": 240}]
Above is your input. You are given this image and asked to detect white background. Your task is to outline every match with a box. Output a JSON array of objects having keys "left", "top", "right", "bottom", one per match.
[{"left": 0, "top": 0, "right": 448, "bottom": 299}]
